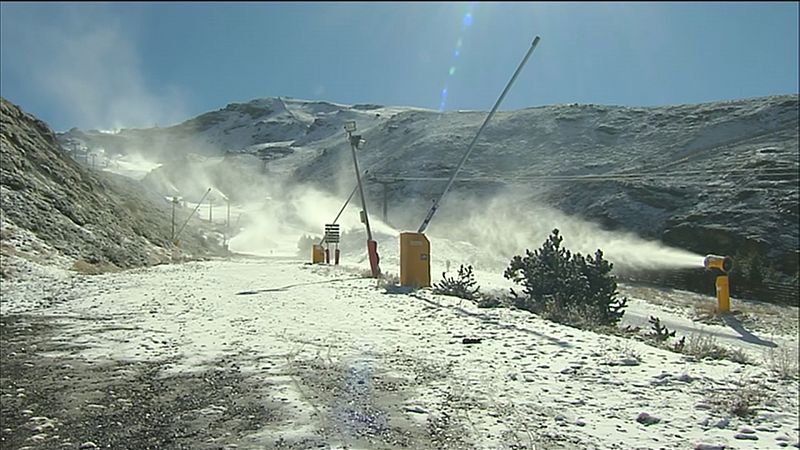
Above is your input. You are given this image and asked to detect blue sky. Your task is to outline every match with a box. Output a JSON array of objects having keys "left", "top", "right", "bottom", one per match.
[{"left": 1, "top": 1, "right": 798, "bottom": 131}]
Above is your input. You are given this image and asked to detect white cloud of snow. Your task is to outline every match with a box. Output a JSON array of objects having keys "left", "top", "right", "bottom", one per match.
[{"left": 5, "top": 6, "right": 188, "bottom": 130}]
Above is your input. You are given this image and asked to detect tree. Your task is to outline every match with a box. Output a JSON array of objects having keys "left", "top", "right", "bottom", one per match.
[{"left": 504, "top": 229, "right": 627, "bottom": 327}]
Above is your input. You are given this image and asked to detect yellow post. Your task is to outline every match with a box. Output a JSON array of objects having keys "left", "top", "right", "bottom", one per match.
[
  {"left": 716, "top": 275, "right": 730, "bottom": 313},
  {"left": 400, "top": 232, "right": 430, "bottom": 288},
  {"left": 312, "top": 244, "right": 325, "bottom": 264}
]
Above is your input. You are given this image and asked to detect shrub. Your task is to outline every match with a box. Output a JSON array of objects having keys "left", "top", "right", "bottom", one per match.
[
  {"left": 764, "top": 347, "right": 799, "bottom": 380},
  {"left": 504, "top": 229, "right": 627, "bottom": 328},
  {"left": 433, "top": 264, "right": 480, "bottom": 300},
  {"left": 682, "top": 333, "right": 751, "bottom": 364},
  {"left": 475, "top": 291, "right": 506, "bottom": 308},
  {"left": 708, "top": 376, "right": 769, "bottom": 417}
]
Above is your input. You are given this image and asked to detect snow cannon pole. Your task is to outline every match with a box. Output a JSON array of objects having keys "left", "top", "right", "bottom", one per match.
[
  {"left": 399, "top": 36, "right": 540, "bottom": 289},
  {"left": 174, "top": 187, "right": 212, "bottom": 246},
  {"left": 703, "top": 254, "right": 734, "bottom": 313},
  {"left": 313, "top": 174, "right": 365, "bottom": 265},
  {"left": 317, "top": 177, "right": 363, "bottom": 247},
  {"left": 417, "top": 36, "right": 540, "bottom": 235}
]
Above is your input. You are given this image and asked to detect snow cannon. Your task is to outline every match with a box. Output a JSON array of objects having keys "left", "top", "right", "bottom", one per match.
[
  {"left": 400, "top": 36, "right": 541, "bottom": 289},
  {"left": 703, "top": 254, "right": 733, "bottom": 313},
  {"left": 703, "top": 254, "right": 733, "bottom": 273}
]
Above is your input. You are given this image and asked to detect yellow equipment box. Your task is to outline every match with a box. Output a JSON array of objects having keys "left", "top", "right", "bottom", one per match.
[
  {"left": 312, "top": 244, "right": 325, "bottom": 264},
  {"left": 400, "top": 232, "right": 430, "bottom": 288}
]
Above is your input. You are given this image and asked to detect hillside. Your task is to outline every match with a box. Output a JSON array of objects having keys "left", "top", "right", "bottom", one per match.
[
  {"left": 0, "top": 95, "right": 797, "bottom": 450},
  {"left": 0, "top": 98, "right": 225, "bottom": 276},
  {"left": 58, "top": 95, "right": 799, "bottom": 303}
]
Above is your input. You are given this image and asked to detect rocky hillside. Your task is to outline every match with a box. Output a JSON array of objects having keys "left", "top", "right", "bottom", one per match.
[
  {"left": 58, "top": 95, "right": 799, "bottom": 303},
  {"left": 0, "top": 98, "right": 225, "bottom": 276}
]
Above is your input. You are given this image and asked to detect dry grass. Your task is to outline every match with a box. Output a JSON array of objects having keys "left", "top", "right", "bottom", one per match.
[
  {"left": 707, "top": 376, "right": 770, "bottom": 417},
  {"left": 681, "top": 333, "right": 752, "bottom": 364},
  {"left": 623, "top": 283, "right": 799, "bottom": 337},
  {"left": 71, "top": 259, "right": 120, "bottom": 275},
  {"left": 764, "top": 347, "right": 799, "bottom": 380}
]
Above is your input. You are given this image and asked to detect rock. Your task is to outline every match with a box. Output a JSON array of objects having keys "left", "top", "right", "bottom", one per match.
[
  {"left": 404, "top": 405, "right": 428, "bottom": 414},
  {"left": 677, "top": 373, "right": 696, "bottom": 382},
  {"left": 714, "top": 418, "right": 730, "bottom": 429},
  {"left": 734, "top": 433, "right": 759, "bottom": 440},
  {"left": 575, "top": 419, "right": 586, "bottom": 427},
  {"left": 738, "top": 427, "right": 756, "bottom": 434},
  {"left": 612, "top": 357, "right": 640, "bottom": 366},
  {"left": 79, "top": 442, "right": 98, "bottom": 449},
  {"left": 636, "top": 412, "right": 661, "bottom": 426},
  {"left": 694, "top": 444, "right": 726, "bottom": 450},
  {"left": 462, "top": 337, "right": 482, "bottom": 345}
]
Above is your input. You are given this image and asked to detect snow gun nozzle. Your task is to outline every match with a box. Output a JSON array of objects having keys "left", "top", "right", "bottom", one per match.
[{"left": 703, "top": 254, "right": 733, "bottom": 273}]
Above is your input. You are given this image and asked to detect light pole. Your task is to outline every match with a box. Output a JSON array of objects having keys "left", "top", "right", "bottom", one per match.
[{"left": 345, "top": 120, "right": 381, "bottom": 277}]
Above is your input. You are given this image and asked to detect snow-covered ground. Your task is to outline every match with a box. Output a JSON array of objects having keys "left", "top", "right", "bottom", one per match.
[
  {"left": 102, "top": 154, "right": 163, "bottom": 180},
  {"left": 2, "top": 253, "right": 797, "bottom": 449}
]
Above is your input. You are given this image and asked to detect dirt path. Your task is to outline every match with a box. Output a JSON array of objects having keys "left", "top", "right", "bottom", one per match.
[{"left": 1, "top": 258, "right": 797, "bottom": 449}]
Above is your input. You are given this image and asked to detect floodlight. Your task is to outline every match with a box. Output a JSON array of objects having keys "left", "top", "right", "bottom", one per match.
[
  {"left": 344, "top": 121, "right": 357, "bottom": 133},
  {"left": 350, "top": 134, "right": 366, "bottom": 148}
]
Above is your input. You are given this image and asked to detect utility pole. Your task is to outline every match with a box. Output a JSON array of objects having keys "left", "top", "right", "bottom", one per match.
[{"left": 373, "top": 178, "right": 395, "bottom": 224}]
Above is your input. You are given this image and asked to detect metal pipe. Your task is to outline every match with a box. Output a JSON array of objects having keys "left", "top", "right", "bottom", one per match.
[
  {"left": 174, "top": 187, "right": 212, "bottom": 242},
  {"left": 418, "top": 36, "right": 540, "bottom": 233},
  {"left": 319, "top": 182, "right": 360, "bottom": 246}
]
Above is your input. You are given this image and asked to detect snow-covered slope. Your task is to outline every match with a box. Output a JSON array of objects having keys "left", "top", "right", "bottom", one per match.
[
  {"left": 58, "top": 95, "right": 800, "bottom": 304},
  {"left": 2, "top": 256, "right": 797, "bottom": 449}
]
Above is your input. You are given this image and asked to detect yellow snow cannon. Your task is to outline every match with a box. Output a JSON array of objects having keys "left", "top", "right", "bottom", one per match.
[{"left": 703, "top": 254, "right": 733, "bottom": 313}]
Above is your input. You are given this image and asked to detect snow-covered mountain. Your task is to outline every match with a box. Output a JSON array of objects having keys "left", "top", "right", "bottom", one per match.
[{"left": 57, "top": 94, "right": 800, "bottom": 304}]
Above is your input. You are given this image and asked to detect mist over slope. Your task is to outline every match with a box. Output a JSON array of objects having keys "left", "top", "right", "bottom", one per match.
[
  {"left": 0, "top": 98, "right": 225, "bottom": 274},
  {"left": 58, "top": 94, "right": 799, "bottom": 303}
]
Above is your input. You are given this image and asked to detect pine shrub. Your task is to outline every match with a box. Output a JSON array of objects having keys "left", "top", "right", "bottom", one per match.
[
  {"left": 433, "top": 264, "right": 480, "bottom": 300},
  {"left": 504, "top": 229, "right": 627, "bottom": 327}
]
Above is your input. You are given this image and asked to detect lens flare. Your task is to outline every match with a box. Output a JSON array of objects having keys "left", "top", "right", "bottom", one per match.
[{"left": 438, "top": 3, "right": 478, "bottom": 112}]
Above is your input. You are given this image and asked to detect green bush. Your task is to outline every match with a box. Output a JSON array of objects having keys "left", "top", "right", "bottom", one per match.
[
  {"left": 433, "top": 264, "right": 480, "bottom": 300},
  {"left": 504, "top": 229, "right": 627, "bottom": 328}
]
